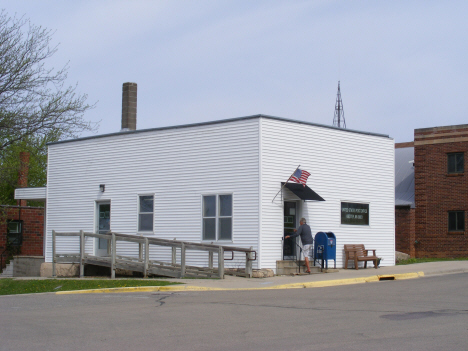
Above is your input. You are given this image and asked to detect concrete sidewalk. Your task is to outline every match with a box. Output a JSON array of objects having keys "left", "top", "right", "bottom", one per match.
[{"left": 57, "top": 261, "right": 468, "bottom": 294}]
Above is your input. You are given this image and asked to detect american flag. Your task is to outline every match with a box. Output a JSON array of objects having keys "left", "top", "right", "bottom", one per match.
[{"left": 290, "top": 168, "right": 310, "bottom": 187}]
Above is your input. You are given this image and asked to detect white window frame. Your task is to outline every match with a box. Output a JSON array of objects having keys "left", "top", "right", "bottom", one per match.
[
  {"left": 7, "top": 220, "right": 22, "bottom": 234},
  {"left": 138, "top": 194, "right": 154, "bottom": 233},
  {"left": 202, "top": 194, "right": 233, "bottom": 242}
]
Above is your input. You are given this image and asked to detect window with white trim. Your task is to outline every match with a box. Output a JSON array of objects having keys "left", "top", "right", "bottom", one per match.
[
  {"left": 138, "top": 195, "right": 154, "bottom": 232},
  {"left": 7, "top": 220, "right": 23, "bottom": 247},
  {"left": 203, "top": 194, "right": 232, "bottom": 241}
]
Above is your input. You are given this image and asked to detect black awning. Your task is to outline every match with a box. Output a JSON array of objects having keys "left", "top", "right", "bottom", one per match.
[{"left": 281, "top": 182, "right": 325, "bottom": 201}]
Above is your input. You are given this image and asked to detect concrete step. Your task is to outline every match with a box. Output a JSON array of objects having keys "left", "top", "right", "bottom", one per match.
[
  {"left": 276, "top": 260, "right": 322, "bottom": 275},
  {"left": 278, "top": 266, "right": 322, "bottom": 275},
  {"left": 0, "top": 262, "right": 14, "bottom": 277}
]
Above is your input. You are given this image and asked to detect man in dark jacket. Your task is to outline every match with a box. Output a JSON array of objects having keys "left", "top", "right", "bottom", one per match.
[{"left": 285, "top": 217, "right": 313, "bottom": 273}]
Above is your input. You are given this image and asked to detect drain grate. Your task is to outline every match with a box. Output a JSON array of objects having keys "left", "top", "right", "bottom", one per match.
[{"left": 378, "top": 275, "right": 395, "bottom": 281}]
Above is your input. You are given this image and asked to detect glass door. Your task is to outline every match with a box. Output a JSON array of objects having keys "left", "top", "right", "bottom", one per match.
[
  {"left": 283, "top": 201, "right": 297, "bottom": 260},
  {"left": 96, "top": 202, "right": 110, "bottom": 256}
]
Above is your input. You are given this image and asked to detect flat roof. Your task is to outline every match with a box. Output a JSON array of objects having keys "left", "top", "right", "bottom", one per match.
[
  {"left": 49, "top": 114, "right": 391, "bottom": 146},
  {"left": 415, "top": 123, "right": 468, "bottom": 133}
]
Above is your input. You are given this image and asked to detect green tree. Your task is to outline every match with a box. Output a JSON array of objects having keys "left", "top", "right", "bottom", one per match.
[
  {"left": 0, "top": 133, "right": 58, "bottom": 206},
  {"left": 0, "top": 10, "right": 97, "bottom": 152},
  {"left": 0, "top": 10, "right": 98, "bottom": 207}
]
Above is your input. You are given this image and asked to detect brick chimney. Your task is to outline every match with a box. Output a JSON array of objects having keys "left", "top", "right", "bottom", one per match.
[
  {"left": 17, "top": 151, "right": 30, "bottom": 207},
  {"left": 121, "top": 82, "right": 137, "bottom": 131}
]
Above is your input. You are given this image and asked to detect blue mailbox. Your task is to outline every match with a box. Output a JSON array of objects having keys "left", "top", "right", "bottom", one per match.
[{"left": 313, "top": 232, "right": 336, "bottom": 269}]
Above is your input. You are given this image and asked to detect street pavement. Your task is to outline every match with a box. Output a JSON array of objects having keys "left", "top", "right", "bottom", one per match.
[
  {"left": 167, "top": 260, "right": 468, "bottom": 289},
  {"left": 2, "top": 269, "right": 467, "bottom": 351}
]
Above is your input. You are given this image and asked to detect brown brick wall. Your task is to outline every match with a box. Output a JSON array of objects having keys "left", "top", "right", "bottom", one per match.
[
  {"left": 414, "top": 125, "right": 468, "bottom": 258},
  {"left": 0, "top": 206, "right": 44, "bottom": 257},
  {"left": 395, "top": 207, "right": 415, "bottom": 257}
]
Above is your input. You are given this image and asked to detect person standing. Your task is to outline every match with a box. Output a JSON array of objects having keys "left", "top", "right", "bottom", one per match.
[{"left": 285, "top": 217, "right": 313, "bottom": 273}]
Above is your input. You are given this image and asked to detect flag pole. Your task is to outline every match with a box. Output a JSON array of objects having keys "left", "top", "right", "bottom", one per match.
[{"left": 271, "top": 165, "right": 300, "bottom": 203}]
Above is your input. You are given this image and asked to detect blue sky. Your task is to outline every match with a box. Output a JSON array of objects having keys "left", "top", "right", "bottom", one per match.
[{"left": 3, "top": 0, "right": 467, "bottom": 142}]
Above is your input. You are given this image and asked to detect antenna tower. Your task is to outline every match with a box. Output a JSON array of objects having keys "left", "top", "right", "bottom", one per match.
[{"left": 333, "top": 81, "right": 346, "bottom": 128}]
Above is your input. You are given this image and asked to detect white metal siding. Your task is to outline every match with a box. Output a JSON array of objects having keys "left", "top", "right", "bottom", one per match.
[
  {"left": 45, "top": 115, "right": 395, "bottom": 272},
  {"left": 15, "top": 187, "right": 47, "bottom": 200},
  {"left": 45, "top": 119, "right": 260, "bottom": 267},
  {"left": 259, "top": 118, "right": 395, "bottom": 270}
]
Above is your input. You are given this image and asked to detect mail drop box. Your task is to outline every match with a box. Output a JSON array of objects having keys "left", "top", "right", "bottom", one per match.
[{"left": 313, "top": 231, "right": 336, "bottom": 269}]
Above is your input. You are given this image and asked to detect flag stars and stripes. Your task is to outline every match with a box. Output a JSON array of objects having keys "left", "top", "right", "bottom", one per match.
[{"left": 290, "top": 169, "right": 310, "bottom": 187}]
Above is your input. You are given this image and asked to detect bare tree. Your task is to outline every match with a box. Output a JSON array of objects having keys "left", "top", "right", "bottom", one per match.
[{"left": 0, "top": 10, "right": 97, "bottom": 151}]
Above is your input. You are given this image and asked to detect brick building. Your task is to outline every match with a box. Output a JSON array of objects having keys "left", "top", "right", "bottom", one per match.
[
  {"left": 396, "top": 124, "right": 468, "bottom": 258},
  {"left": 1, "top": 152, "right": 45, "bottom": 273},
  {"left": 0, "top": 206, "right": 45, "bottom": 266},
  {"left": 414, "top": 124, "right": 468, "bottom": 258}
]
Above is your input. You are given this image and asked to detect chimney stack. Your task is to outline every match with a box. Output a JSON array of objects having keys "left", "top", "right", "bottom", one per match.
[
  {"left": 17, "top": 151, "right": 29, "bottom": 207},
  {"left": 121, "top": 82, "right": 137, "bottom": 131}
]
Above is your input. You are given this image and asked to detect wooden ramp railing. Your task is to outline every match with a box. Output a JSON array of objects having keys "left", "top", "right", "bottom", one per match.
[{"left": 52, "top": 231, "right": 256, "bottom": 279}]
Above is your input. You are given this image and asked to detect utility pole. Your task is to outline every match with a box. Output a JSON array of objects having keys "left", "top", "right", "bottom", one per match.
[{"left": 333, "top": 81, "right": 346, "bottom": 128}]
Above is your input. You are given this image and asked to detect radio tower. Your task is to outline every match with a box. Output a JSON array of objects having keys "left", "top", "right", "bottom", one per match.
[{"left": 333, "top": 81, "right": 346, "bottom": 128}]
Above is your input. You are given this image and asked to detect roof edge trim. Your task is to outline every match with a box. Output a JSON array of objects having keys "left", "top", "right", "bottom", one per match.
[{"left": 48, "top": 114, "right": 391, "bottom": 146}]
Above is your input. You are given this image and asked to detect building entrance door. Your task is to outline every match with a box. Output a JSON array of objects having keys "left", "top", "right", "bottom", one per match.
[
  {"left": 96, "top": 202, "right": 110, "bottom": 256},
  {"left": 283, "top": 201, "right": 297, "bottom": 260}
]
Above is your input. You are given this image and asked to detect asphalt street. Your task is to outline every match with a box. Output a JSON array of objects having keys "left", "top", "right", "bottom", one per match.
[{"left": 1, "top": 273, "right": 467, "bottom": 351}]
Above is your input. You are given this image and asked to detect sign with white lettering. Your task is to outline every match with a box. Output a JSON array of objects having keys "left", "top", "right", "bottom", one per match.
[{"left": 341, "top": 202, "right": 369, "bottom": 225}]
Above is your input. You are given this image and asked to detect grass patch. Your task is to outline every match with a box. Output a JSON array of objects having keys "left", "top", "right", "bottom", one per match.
[
  {"left": 397, "top": 257, "right": 468, "bottom": 265},
  {"left": 0, "top": 279, "right": 183, "bottom": 296}
]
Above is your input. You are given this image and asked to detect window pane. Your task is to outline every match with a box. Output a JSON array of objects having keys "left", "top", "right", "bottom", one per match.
[
  {"left": 457, "top": 212, "right": 465, "bottom": 231},
  {"left": 203, "top": 196, "right": 216, "bottom": 217},
  {"left": 341, "top": 202, "right": 369, "bottom": 225},
  {"left": 7, "top": 233, "right": 22, "bottom": 246},
  {"left": 7, "top": 222, "right": 20, "bottom": 233},
  {"left": 203, "top": 218, "right": 216, "bottom": 240},
  {"left": 448, "top": 154, "right": 456, "bottom": 173},
  {"left": 456, "top": 154, "right": 464, "bottom": 173},
  {"left": 140, "top": 196, "right": 153, "bottom": 213},
  {"left": 139, "top": 213, "right": 153, "bottom": 231},
  {"left": 448, "top": 212, "right": 457, "bottom": 231},
  {"left": 219, "top": 218, "right": 232, "bottom": 240},
  {"left": 219, "top": 195, "right": 232, "bottom": 216},
  {"left": 98, "top": 238, "right": 108, "bottom": 250}
]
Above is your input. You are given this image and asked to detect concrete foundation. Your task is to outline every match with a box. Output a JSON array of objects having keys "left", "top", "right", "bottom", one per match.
[
  {"left": 13, "top": 256, "right": 44, "bottom": 277},
  {"left": 40, "top": 263, "right": 79, "bottom": 277}
]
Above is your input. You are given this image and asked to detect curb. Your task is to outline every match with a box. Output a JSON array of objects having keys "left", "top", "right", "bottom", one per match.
[{"left": 55, "top": 271, "right": 424, "bottom": 295}]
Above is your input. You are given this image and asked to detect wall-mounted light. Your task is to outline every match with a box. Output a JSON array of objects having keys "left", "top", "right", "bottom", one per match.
[{"left": 99, "top": 184, "right": 105, "bottom": 192}]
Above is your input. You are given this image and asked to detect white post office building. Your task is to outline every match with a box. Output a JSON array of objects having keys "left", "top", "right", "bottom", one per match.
[{"left": 16, "top": 86, "right": 395, "bottom": 273}]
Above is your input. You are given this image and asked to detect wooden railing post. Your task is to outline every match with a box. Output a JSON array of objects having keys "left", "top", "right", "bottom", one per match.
[
  {"left": 111, "top": 233, "right": 116, "bottom": 279},
  {"left": 172, "top": 238, "right": 176, "bottom": 265},
  {"left": 180, "top": 243, "right": 186, "bottom": 278},
  {"left": 139, "top": 242, "right": 143, "bottom": 261},
  {"left": 218, "top": 246, "right": 224, "bottom": 279},
  {"left": 52, "top": 230, "right": 56, "bottom": 278},
  {"left": 209, "top": 250, "right": 213, "bottom": 269},
  {"left": 144, "top": 238, "right": 149, "bottom": 278},
  {"left": 79, "top": 230, "right": 84, "bottom": 278},
  {"left": 246, "top": 246, "right": 253, "bottom": 278}
]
